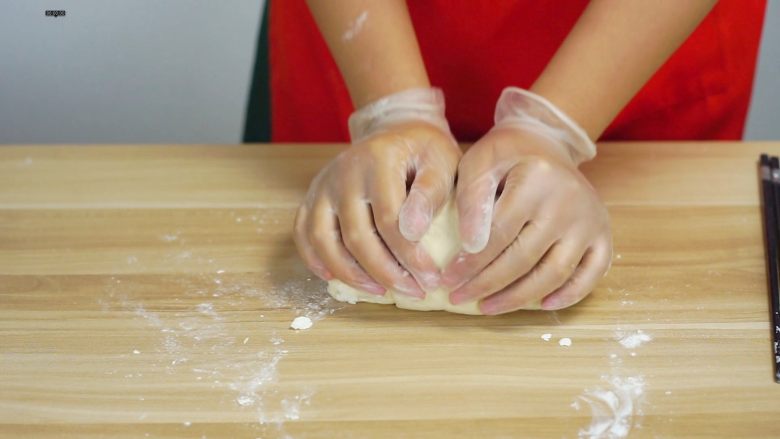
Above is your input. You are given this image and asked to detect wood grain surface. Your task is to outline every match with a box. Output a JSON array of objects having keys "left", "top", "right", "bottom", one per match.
[{"left": 1, "top": 142, "right": 779, "bottom": 438}]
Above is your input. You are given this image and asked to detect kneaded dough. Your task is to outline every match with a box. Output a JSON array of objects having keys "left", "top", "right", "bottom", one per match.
[{"left": 327, "top": 199, "right": 484, "bottom": 314}]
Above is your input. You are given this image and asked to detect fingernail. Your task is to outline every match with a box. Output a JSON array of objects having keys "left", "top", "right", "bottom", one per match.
[
  {"left": 415, "top": 270, "right": 441, "bottom": 292},
  {"left": 440, "top": 255, "right": 468, "bottom": 288},
  {"left": 479, "top": 300, "right": 502, "bottom": 316},
  {"left": 461, "top": 205, "right": 493, "bottom": 254},
  {"left": 358, "top": 281, "right": 387, "bottom": 296},
  {"left": 541, "top": 295, "right": 564, "bottom": 310},
  {"left": 462, "top": 227, "right": 490, "bottom": 254},
  {"left": 311, "top": 266, "right": 333, "bottom": 281},
  {"left": 395, "top": 285, "right": 426, "bottom": 299},
  {"left": 394, "top": 275, "right": 426, "bottom": 299},
  {"left": 441, "top": 273, "right": 462, "bottom": 290},
  {"left": 399, "top": 190, "right": 432, "bottom": 241},
  {"left": 449, "top": 289, "right": 469, "bottom": 305}
]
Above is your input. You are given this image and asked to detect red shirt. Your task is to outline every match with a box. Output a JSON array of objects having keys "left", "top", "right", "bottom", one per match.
[{"left": 269, "top": 0, "right": 766, "bottom": 142}]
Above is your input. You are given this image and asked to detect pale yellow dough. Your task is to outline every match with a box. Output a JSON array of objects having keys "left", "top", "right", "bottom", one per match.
[{"left": 326, "top": 199, "right": 484, "bottom": 314}]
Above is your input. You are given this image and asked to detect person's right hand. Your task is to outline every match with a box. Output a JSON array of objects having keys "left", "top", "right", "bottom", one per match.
[{"left": 294, "top": 118, "right": 461, "bottom": 298}]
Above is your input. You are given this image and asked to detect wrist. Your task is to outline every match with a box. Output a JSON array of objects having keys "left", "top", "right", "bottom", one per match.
[
  {"left": 348, "top": 87, "right": 451, "bottom": 143},
  {"left": 493, "top": 87, "right": 597, "bottom": 165}
]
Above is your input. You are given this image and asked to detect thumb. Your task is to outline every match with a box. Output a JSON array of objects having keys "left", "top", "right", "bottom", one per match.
[
  {"left": 456, "top": 171, "right": 500, "bottom": 254},
  {"left": 399, "top": 164, "right": 455, "bottom": 242}
]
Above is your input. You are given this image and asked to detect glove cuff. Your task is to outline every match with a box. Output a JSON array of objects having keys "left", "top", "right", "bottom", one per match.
[
  {"left": 494, "top": 87, "right": 596, "bottom": 165},
  {"left": 348, "top": 87, "right": 451, "bottom": 143}
]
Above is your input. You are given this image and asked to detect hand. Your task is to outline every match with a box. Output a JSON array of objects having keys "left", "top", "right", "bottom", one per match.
[
  {"left": 442, "top": 125, "right": 612, "bottom": 314},
  {"left": 294, "top": 119, "right": 461, "bottom": 298}
]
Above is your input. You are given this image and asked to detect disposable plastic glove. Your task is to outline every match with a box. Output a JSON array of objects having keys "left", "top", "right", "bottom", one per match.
[
  {"left": 294, "top": 87, "right": 461, "bottom": 298},
  {"left": 442, "top": 87, "right": 612, "bottom": 314}
]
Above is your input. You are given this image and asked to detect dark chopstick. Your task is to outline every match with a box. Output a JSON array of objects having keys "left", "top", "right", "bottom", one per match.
[{"left": 759, "top": 154, "right": 780, "bottom": 382}]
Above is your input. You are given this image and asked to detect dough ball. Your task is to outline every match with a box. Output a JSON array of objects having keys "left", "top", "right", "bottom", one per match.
[{"left": 326, "top": 198, "right": 541, "bottom": 315}]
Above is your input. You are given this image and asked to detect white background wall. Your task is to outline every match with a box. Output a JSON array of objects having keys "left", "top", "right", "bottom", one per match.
[
  {"left": 0, "top": 0, "right": 777, "bottom": 143},
  {"left": 745, "top": 0, "right": 780, "bottom": 140},
  {"left": 0, "top": 0, "right": 263, "bottom": 144}
]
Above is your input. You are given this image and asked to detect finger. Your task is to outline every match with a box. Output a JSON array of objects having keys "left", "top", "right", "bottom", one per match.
[
  {"left": 541, "top": 237, "right": 613, "bottom": 310},
  {"left": 449, "top": 219, "right": 557, "bottom": 305},
  {"left": 456, "top": 172, "right": 499, "bottom": 254},
  {"left": 372, "top": 167, "right": 442, "bottom": 291},
  {"left": 339, "top": 199, "right": 425, "bottom": 298},
  {"left": 293, "top": 204, "right": 332, "bottom": 281},
  {"left": 307, "top": 197, "right": 386, "bottom": 296},
  {"left": 442, "top": 164, "right": 543, "bottom": 290},
  {"left": 399, "top": 162, "right": 455, "bottom": 242},
  {"left": 455, "top": 146, "right": 518, "bottom": 254},
  {"left": 479, "top": 240, "right": 588, "bottom": 315}
]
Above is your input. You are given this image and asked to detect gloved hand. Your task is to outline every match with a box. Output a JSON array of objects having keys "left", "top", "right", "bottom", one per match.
[
  {"left": 294, "top": 87, "right": 461, "bottom": 298},
  {"left": 442, "top": 87, "right": 612, "bottom": 314}
]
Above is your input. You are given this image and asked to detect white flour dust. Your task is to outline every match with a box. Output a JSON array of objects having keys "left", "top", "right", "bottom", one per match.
[
  {"left": 342, "top": 11, "right": 368, "bottom": 41},
  {"left": 615, "top": 329, "right": 652, "bottom": 349},
  {"left": 290, "top": 316, "right": 313, "bottom": 330},
  {"left": 101, "top": 243, "right": 344, "bottom": 434},
  {"left": 569, "top": 278, "right": 656, "bottom": 437},
  {"left": 573, "top": 375, "right": 645, "bottom": 439},
  {"left": 159, "top": 232, "right": 181, "bottom": 242}
]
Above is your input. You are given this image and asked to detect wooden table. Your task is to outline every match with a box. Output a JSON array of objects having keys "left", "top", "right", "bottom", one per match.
[{"left": 1, "top": 142, "right": 779, "bottom": 438}]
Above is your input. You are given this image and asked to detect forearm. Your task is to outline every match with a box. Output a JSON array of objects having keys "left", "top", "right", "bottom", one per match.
[
  {"left": 306, "top": 0, "right": 430, "bottom": 108},
  {"left": 531, "top": 0, "right": 717, "bottom": 140}
]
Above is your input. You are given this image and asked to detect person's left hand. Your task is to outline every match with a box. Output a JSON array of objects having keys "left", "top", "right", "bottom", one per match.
[{"left": 441, "top": 125, "right": 613, "bottom": 314}]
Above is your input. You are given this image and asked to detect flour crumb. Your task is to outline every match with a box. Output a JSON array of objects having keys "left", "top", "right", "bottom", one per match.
[
  {"left": 160, "top": 232, "right": 180, "bottom": 242},
  {"left": 132, "top": 349, "right": 141, "bottom": 354},
  {"left": 574, "top": 375, "right": 645, "bottom": 439},
  {"left": 559, "top": 337, "right": 572, "bottom": 347},
  {"left": 541, "top": 333, "right": 552, "bottom": 341},
  {"left": 615, "top": 329, "right": 652, "bottom": 349},
  {"left": 290, "top": 316, "right": 313, "bottom": 330},
  {"left": 236, "top": 395, "right": 255, "bottom": 407}
]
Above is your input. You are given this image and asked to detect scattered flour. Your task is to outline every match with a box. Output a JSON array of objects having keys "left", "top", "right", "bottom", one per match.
[
  {"left": 571, "top": 281, "right": 654, "bottom": 437},
  {"left": 541, "top": 333, "right": 552, "bottom": 341},
  {"left": 574, "top": 375, "right": 646, "bottom": 439},
  {"left": 230, "top": 345, "right": 287, "bottom": 411},
  {"left": 615, "top": 330, "right": 653, "bottom": 349},
  {"left": 280, "top": 388, "right": 315, "bottom": 421},
  {"left": 101, "top": 258, "right": 343, "bottom": 433},
  {"left": 559, "top": 337, "right": 572, "bottom": 347},
  {"left": 290, "top": 316, "right": 313, "bottom": 330},
  {"left": 160, "top": 232, "right": 181, "bottom": 242}
]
